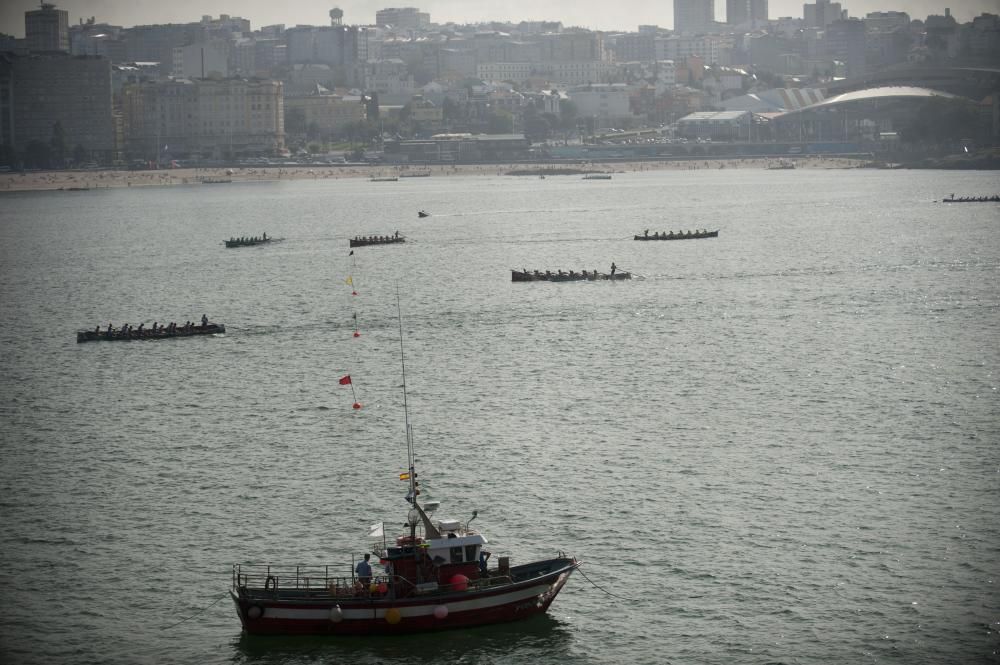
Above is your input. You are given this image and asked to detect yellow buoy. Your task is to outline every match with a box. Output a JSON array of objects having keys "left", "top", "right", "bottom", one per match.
[{"left": 385, "top": 608, "right": 401, "bottom": 624}]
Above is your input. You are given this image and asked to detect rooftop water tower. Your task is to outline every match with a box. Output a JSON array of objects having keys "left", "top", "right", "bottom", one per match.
[{"left": 329, "top": 8, "right": 343, "bottom": 26}]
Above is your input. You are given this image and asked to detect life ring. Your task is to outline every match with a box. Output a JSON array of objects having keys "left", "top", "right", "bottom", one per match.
[
  {"left": 246, "top": 604, "right": 264, "bottom": 620},
  {"left": 265, "top": 575, "right": 276, "bottom": 591}
]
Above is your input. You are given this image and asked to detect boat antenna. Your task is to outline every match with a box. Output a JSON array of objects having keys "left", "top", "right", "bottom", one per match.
[{"left": 395, "top": 284, "right": 416, "bottom": 504}]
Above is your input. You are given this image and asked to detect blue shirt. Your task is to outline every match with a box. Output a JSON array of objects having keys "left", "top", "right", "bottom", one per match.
[{"left": 356, "top": 560, "right": 372, "bottom": 578}]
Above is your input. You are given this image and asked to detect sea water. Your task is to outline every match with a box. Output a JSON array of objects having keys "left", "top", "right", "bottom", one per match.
[{"left": 0, "top": 168, "right": 998, "bottom": 665}]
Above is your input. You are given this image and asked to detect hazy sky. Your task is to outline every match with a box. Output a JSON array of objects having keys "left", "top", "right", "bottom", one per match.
[{"left": 1, "top": 0, "right": 997, "bottom": 36}]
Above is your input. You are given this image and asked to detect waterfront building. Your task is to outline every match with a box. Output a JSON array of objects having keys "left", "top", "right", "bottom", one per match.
[
  {"left": 122, "top": 77, "right": 283, "bottom": 159},
  {"left": 284, "top": 87, "right": 364, "bottom": 136},
  {"left": 567, "top": 84, "right": 633, "bottom": 126},
  {"left": 25, "top": 2, "right": 69, "bottom": 53},
  {"left": 9, "top": 53, "right": 116, "bottom": 162},
  {"left": 384, "top": 133, "right": 528, "bottom": 162},
  {"left": 676, "top": 109, "right": 752, "bottom": 140}
]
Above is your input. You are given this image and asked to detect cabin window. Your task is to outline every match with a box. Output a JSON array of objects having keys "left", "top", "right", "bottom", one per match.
[
  {"left": 450, "top": 546, "right": 463, "bottom": 563},
  {"left": 465, "top": 545, "right": 478, "bottom": 562}
]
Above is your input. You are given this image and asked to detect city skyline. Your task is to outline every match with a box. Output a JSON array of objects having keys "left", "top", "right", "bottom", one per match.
[{"left": 1, "top": 0, "right": 997, "bottom": 36}]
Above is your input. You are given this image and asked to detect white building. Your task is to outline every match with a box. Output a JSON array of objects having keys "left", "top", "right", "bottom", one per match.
[
  {"left": 477, "top": 62, "right": 535, "bottom": 84},
  {"left": 567, "top": 84, "right": 632, "bottom": 124},
  {"left": 123, "top": 77, "right": 284, "bottom": 158},
  {"left": 657, "top": 34, "right": 732, "bottom": 64},
  {"left": 364, "top": 59, "right": 416, "bottom": 104}
]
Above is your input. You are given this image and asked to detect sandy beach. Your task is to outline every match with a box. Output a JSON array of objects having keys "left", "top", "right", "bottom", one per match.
[{"left": 0, "top": 156, "right": 868, "bottom": 192}]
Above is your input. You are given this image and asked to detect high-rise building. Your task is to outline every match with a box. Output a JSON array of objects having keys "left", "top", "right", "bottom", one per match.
[
  {"left": 804, "top": 0, "right": 845, "bottom": 29},
  {"left": 727, "top": 0, "right": 768, "bottom": 26},
  {"left": 674, "top": 0, "right": 715, "bottom": 34},
  {"left": 824, "top": 18, "right": 866, "bottom": 78},
  {"left": 25, "top": 3, "right": 69, "bottom": 53},
  {"left": 10, "top": 53, "right": 116, "bottom": 160}
]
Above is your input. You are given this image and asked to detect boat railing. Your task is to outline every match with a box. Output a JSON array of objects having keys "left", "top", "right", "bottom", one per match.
[
  {"left": 233, "top": 563, "right": 517, "bottom": 597},
  {"left": 233, "top": 563, "right": 391, "bottom": 597}
]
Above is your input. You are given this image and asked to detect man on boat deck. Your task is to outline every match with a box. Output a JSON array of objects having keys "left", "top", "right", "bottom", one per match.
[
  {"left": 201, "top": 314, "right": 208, "bottom": 327},
  {"left": 356, "top": 554, "right": 372, "bottom": 592},
  {"left": 610, "top": 262, "right": 616, "bottom": 276},
  {"left": 479, "top": 549, "right": 491, "bottom": 577}
]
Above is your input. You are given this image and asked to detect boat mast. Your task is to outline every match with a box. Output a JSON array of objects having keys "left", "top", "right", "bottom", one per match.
[
  {"left": 395, "top": 287, "right": 440, "bottom": 542},
  {"left": 395, "top": 286, "right": 417, "bottom": 504}
]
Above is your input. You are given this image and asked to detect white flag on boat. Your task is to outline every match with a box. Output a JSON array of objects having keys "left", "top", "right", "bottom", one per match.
[{"left": 368, "top": 522, "right": 384, "bottom": 538}]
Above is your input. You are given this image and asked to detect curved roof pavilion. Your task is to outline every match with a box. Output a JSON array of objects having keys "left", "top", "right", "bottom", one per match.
[{"left": 777, "top": 86, "right": 960, "bottom": 117}]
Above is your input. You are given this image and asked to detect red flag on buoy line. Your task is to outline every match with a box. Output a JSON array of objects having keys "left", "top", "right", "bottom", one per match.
[{"left": 339, "top": 374, "right": 362, "bottom": 409}]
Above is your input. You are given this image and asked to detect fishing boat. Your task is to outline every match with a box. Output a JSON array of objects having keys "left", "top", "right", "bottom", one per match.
[
  {"left": 582, "top": 174, "right": 612, "bottom": 180},
  {"left": 511, "top": 268, "right": 631, "bottom": 282},
  {"left": 230, "top": 297, "right": 579, "bottom": 635},
  {"left": 77, "top": 321, "right": 225, "bottom": 343},
  {"left": 633, "top": 230, "right": 718, "bottom": 241},
  {"left": 225, "top": 234, "right": 273, "bottom": 248},
  {"left": 350, "top": 234, "right": 405, "bottom": 248}
]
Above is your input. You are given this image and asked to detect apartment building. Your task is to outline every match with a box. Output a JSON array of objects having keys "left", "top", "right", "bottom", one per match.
[
  {"left": 10, "top": 53, "right": 116, "bottom": 160},
  {"left": 123, "top": 77, "right": 283, "bottom": 159}
]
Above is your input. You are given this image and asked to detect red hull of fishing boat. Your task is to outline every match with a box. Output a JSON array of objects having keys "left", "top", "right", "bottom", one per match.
[{"left": 233, "top": 561, "right": 575, "bottom": 636}]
